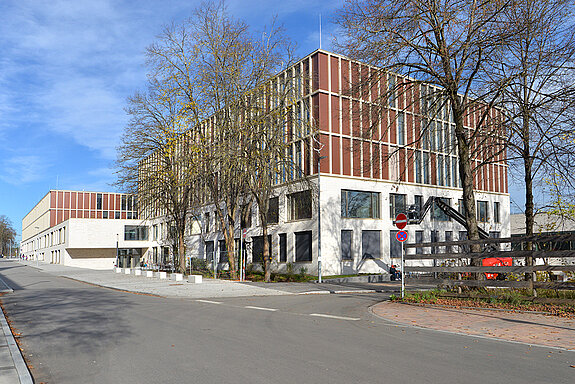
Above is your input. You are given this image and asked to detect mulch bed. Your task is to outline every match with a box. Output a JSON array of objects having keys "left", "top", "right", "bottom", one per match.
[{"left": 399, "top": 297, "right": 575, "bottom": 318}]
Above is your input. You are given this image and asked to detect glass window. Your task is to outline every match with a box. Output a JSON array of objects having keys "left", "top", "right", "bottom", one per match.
[
  {"left": 397, "top": 112, "right": 405, "bottom": 145},
  {"left": 458, "top": 199, "right": 465, "bottom": 216},
  {"left": 390, "top": 230, "right": 402, "bottom": 258},
  {"left": 389, "top": 193, "right": 406, "bottom": 219},
  {"left": 437, "top": 155, "right": 444, "bottom": 186},
  {"left": 452, "top": 157, "right": 458, "bottom": 187},
  {"left": 414, "top": 195, "right": 423, "bottom": 220},
  {"left": 121, "top": 195, "right": 127, "bottom": 211},
  {"left": 295, "top": 231, "right": 312, "bottom": 262},
  {"left": 423, "top": 152, "right": 430, "bottom": 184},
  {"left": 279, "top": 234, "right": 287, "bottom": 263},
  {"left": 388, "top": 75, "right": 396, "bottom": 107},
  {"left": 493, "top": 202, "right": 500, "bottom": 223},
  {"left": 288, "top": 190, "right": 312, "bottom": 221},
  {"left": 341, "top": 190, "right": 380, "bottom": 219},
  {"left": 219, "top": 240, "right": 228, "bottom": 263},
  {"left": 124, "top": 226, "right": 148, "bottom": 241},
  {"left": 205, "top": 212, "right": 210, "bottom": 233},
  {"left": 115, "top": 211, "right": 120, "bottom": 219},
  {"left": 362, "top": 230, "right": 381, "bottom": 259},
  {"left": 415, "top": 151, "right": 422, "bottom": 183},
  {"left": 127, "top": 196, "right": 133, "bottom": 211},
  {"left": 97, "top": 193, "right": 102, "bottom": 210},
  {"left": 430, "top": 230, "right": 439, "bottom": 254},
  {"left": 103, "top": 211, "right": 108, "bottom": 219},
  {"left": 252, "top": 235, "right": 272, "bottom": 263},
  {"left": 341, "top": 230, "right": 353, "bottom": 260},
  {"left": 477, "top": 201, "right": 488, "bottom": 222},
  {"left": 205, "top": 241, "right": 214, "bottom": 262},
  {"left": 432, "top": 197, "right": 451, "bottom": 221},
  {"left": 268, "top": 197, "right": 279, "bottom": 224},
  {"left": 445, "top": 231, "right": 453, "bottom": 253},
  {"left": 415, "top": 230, "right": 424, "bottom": 254},
  {"left": 127, "top": 212, "right": 133, "bottom": 219}
]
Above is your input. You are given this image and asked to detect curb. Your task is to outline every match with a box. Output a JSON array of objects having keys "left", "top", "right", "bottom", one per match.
[
  {"left": 0, "top": 288, "right": 34, "bottom": 384},
  {"left": 0, "top": 277, "right": 14, "bottom": 293},
  {"left": 298, "top": 289, "right": 396, "bottom": 295}
]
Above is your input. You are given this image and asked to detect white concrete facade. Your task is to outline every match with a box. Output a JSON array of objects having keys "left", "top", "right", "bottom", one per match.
[
  {"left": 185, "top": 175, "right": 510, "bottom": 276},
  {"left": 21, "top": 218, "right": 155, "bottom": 270}
]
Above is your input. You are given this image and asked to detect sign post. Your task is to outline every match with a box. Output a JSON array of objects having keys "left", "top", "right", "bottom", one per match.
[{"left": 396, "top": 229, "right": 408, "bottom": 298}]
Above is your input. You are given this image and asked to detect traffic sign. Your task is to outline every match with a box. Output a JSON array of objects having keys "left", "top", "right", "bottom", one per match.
[
  {"left": 396, "top": 230, "right": 408, "bottom": 242},
  {"left": 395, "top": 213, "right": 408, "bottom": 229},
  {"left": 242, "top": 228, "right": 247, "bottom": 239}
]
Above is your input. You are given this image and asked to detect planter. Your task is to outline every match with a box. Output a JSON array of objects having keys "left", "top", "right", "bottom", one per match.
[
  {"left": 124, "top": 268, "right": 131, "bottom": 275},
  {"left": 115, "top": 267, "right": 123, "bottom": 273},
  {"left": 134, "top": 269, "right": 142, "bottom": 276},
  {"left": 188, "top": 275, "right": 203, "bottom": 284},
  {"left": 158, "top": 271, "right": 167, "bottom": 279},
  {"left": 172, "top": 273, "right": 183, "bottom": 281},
  {"left": 145, "top": 271, "right": 154, "bottom": 278}
]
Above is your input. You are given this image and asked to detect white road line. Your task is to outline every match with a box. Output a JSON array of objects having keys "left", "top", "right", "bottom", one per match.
[
  {"left": 310, "top": 313, "right": 361, "bottom": 321},
  {"left": 244, "top": 306, "right": 278, "bottom": 312},
  {"left": 196, "top": 300, "right": 223, "bottom": 305}
]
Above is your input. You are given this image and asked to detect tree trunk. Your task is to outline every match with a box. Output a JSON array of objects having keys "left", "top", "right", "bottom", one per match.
[
  {"left": 452, "top": 105, "right": 481, "bottom": 260},
  {"left": 262, "top": 224, "right": 271, "bottom": 283},
  {"left": 224, "top": 225, "right": 237, "bottom": 279},
  {"left": 178, "top": 231, "right": 186, "bottom": 274},
  {"left": 523, "top": 121, "right": 535, "bottom": 293}
]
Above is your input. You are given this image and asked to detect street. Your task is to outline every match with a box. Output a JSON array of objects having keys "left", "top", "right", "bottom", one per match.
[{"left": 1, "top": 262, "right": 573, "bottom": 384}]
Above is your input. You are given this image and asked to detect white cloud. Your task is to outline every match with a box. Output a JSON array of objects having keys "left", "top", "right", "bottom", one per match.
[{"left": 0, "top": 155, "right": 52, "bottom": 185}]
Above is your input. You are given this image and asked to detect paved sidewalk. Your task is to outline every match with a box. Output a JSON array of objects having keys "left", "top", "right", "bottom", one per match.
[
  {"left": 371, "top": 301, "right": 575, "bottom": 351},
  {"left": 0, "top": 273, "right": 33, "bottom": 384},
  {"left": 9, "top": 260, "right": 398, "bottom": 298}
]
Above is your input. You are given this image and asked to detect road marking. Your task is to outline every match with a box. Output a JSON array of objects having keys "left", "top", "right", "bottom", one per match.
[
  {"left": 244, "top": 306, "right": 278, "bottom": 312},
  {"left": 310, "top": 313, "right": 360, "bottom": 321},
  {"left": 196, "top": 300, "right": 222, "bottom": 305}
]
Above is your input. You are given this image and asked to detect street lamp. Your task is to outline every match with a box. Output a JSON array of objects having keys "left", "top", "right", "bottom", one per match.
[
  {"left": 317, "top": 155, "right": 327, "bottom": 284},
  {"left": 116, "top": 233, "right": 119, "bottom": 269}
]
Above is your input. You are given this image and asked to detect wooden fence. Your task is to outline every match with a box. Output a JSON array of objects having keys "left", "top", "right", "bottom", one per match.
[{"left": 403, "top": 233, "right": 575, "bottom": 290}]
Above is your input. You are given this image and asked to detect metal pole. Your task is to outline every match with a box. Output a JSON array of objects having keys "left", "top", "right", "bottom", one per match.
[
  {"left": 317, "top": 156, "right": 326, "bottom": 283},
  {"left": 401, "top": 241, "right": 405, "bottom": 298},
  {"left": 116, "top": 234, "right": 119, "bottom": 269},
  {"left": 239, "top": 232, "right": 243, "bottom": 281}
]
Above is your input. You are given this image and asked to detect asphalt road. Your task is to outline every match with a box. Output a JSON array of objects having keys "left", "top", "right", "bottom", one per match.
[{"left": 1, "top": 263, "right": 573, "bottom": 384}]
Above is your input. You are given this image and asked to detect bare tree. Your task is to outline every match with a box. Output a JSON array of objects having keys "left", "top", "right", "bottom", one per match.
[
  {"left": 242, "top": 67, "right": 314, "bottom": 282},
  {"left": 336, "top": 0, "right": 514, "bottom": 251},
  {"left": 119, "top": 1, "right": 295, "bottom": 278},
  {"left": 117, "top": 82, "right": 202, "bottom": 274},
  {"left": 487, "top": 0, "right": 575, "bottom": 283},
  {"left": 0, "top": 215, "right": 16, "bottom": 257}
]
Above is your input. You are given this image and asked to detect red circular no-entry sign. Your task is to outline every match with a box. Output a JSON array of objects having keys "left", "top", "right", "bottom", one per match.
[{"left": 395, "top": 213, "right": 408, "bottom": 229}]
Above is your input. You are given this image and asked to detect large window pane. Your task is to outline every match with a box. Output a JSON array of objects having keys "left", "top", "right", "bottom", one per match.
[
  {"left": 124, "top": 225, "right": 148, "bottom": 241},
  {"left": 390, "top": 230, "right": 402, "bottom": 258},
  {"left": 342, "top": 190, "right": 380, "bottom": 219},
  {"left": 288, "top": 190, "right": 312, "bottom": 221},
  {"left": 432, "top": 198, "right": 451, "bottom": 221},
  {"left": 279, "top": 234, "right": 287, "bottom": 262},
  {"left": 268, "top": 197, "right": 279, "bottom": 224},
  {"left": 295, "top": 231, "right": 312, "bottom": 262},
  {"left": 477, "top": 201, "right": 488, "bottom": 222},
  {"left": 341, "top": 230, "right": 353, "bottom": 260},
  {"left": 362, "top": 230, "right": 381, "bottom": 259},
  {"left": 389, "top": 193, "right": 406, "bottom": 219}
]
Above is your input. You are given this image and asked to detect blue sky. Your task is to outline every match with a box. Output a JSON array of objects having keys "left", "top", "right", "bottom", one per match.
[
  {"left": 0, "top": 0, "right": 341, "bottom": 239},
  {"left": 0, "top": 0, "right": 528, "bottom": 241}
]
